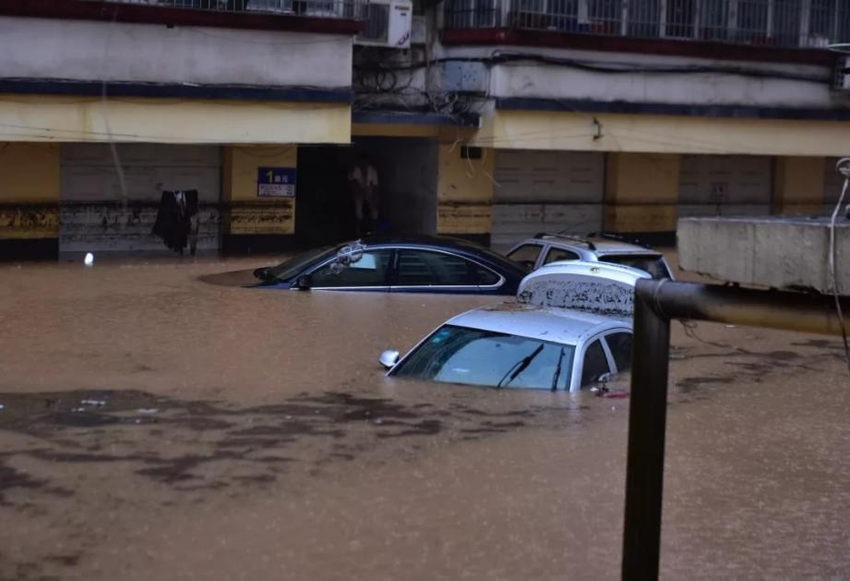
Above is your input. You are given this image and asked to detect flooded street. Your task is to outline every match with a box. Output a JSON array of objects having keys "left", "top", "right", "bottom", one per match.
[{"left": 1, "top": 256, "right": 849, "bottom": 580}]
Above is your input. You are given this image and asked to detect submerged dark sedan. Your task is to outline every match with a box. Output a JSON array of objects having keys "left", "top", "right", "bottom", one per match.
[{"left": 253, "top": 236, "right": 529, "bottom": 295}]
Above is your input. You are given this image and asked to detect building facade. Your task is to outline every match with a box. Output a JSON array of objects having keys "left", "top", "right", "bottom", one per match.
[{"left": 1, "top": 0, "right": 850, "bottom": 258}]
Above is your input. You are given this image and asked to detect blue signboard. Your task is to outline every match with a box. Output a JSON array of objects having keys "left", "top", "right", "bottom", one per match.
[{"left": 257, "top": 167, "right": 296, "bottom": 197}]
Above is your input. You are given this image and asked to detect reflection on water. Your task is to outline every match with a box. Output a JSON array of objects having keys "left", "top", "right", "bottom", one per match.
[{"left": 0, "top": 257, "right": 849, "bottom": 580}]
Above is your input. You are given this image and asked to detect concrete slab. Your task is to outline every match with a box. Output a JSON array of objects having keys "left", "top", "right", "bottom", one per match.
[{"left": 678, "top": 216, "right": 850, "bottom": 295}]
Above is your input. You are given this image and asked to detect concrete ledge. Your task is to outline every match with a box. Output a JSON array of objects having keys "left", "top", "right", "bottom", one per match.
[{"left": 678, "top": 216, "right": 850, "bottom": 295}]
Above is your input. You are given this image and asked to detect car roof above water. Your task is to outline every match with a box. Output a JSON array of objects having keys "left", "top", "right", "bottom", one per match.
[
  {"left": 533, "top": 234, "right": 662, "bottom": 255},
  {"left": 446, "top": 303, "right": 628, "bottom": 345}
]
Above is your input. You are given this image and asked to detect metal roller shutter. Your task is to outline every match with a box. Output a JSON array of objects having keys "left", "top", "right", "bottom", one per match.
[
  {"left": 60, "top": 144, "right": 221, "bottom": 253},
  {"left": 678, "top": 155, "right": 772, "bottom": 218},
  {"left": 492, "top": 150, "right": 604, "bottom": 251}
]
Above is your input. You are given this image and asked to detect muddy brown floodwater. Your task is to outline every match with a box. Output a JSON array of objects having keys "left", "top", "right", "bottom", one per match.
[{"left": 1, "top": 255, "right": 849, "bottom": 580}]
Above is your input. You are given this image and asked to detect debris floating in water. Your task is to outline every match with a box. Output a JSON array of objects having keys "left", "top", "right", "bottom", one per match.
[
  {"left": 137, "top": 408, "right": 159, "bottom": 414},
  {"left": 84, "top": 253, "right": 94, "bottom": 266}
]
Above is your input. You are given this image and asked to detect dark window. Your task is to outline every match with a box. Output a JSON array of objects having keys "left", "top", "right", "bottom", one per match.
[
  {"left": 700, "top": 0, "right": 728, "bottom": 41},
  {"left": 774, "top": 0, "right": 803, "bottom": 46},
  {"left": 605, "top": 332, "right": 632, "bottom": 372},
  {"left": 628, "top": 0, "right": 661, "bottom": 37},
  {"left": 666, "top": 0, "right": 695, "bottom": 38},
  {"left": 581, "top": 339, "right": 610, "bottom": 387},
  {"left": 395, "top": 250, "right": 477, "bottom": 286},
  {"left": 309, "top": 250, "right": 392, "bottom": 287},
  {"left": 737, "top": 0, "right": 769, "bottom": 44},
  {"left": 474, "top": 264, "right": 501, "bottom": 286},
  {"left": 506, "top": 244, "right": 543, "bottom": 270},
  {"left": 358, "top": 3, "right": 390, "bottom": 42},
  {"left": 544, "top": 248, "right": 580, "bottom": 265}
]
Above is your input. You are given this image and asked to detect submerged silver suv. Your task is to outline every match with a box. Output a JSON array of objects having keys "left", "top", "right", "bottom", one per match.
[{"left": 505, "top": 232, "right": 674, "bottom": 280}]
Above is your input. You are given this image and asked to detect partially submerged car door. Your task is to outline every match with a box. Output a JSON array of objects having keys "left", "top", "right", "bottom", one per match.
[
  {"left": 389, "top": 249, "right": 504, "bottom": 294},
  {"left": 305, "top": 248, "right": 394, "bottom": 291},
  {"left": 573, "top": 329, "right": 632, "bottom": 390}
]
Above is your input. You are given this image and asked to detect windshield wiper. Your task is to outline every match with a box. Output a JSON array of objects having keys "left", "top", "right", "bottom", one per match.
[
  {"left": 551, "top": 347, "right": 565, "bottom": 391},
  {"left": 497, "top": 343, "right": 545, "bottom": 388}
]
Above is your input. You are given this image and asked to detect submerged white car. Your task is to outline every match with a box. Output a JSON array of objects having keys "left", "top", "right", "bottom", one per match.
[
  {"left": 506, "top": 233, "right": 674, "bottom": 280},
  {"left": 380, "top": 261, "right": 648, "bottom": 391}
]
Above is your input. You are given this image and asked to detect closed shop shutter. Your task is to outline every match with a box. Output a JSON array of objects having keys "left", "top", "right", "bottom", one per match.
[
  {"left": 679, "top": 155, "right": 771, "bottom": 217},
  {"left": 492, "top": 150, "right": 604, "bottom": 250},
  {"left": 60, "top": 144, "right": 221, "bottom": 253}
]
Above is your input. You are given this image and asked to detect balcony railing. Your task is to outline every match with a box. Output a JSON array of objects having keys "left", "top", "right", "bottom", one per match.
[
  {"left": 445, "top": 0, "right": 850, "bottom": 49},
  {"left": 87, "top": 0, "right": 366, "bottom": 19}
]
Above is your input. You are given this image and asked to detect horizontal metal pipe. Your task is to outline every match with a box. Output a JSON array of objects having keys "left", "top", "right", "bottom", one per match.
[{"left": 636, "top": 279, "right": 850, "bottom": 337}]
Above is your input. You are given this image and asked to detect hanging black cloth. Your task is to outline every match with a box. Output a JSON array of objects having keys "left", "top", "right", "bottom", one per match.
[{"left": 152, "top": 190, "right": 199, "bottom": 255}]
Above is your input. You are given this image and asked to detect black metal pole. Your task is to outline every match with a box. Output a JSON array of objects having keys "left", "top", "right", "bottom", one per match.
[
  {"left": 620, "top": 279, "right": 850, "bottom": 580},
  {"left": 622, "top": 279, "right": 671, "bottom": 581}
]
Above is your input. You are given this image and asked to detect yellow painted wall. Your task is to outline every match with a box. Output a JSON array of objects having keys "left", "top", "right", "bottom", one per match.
[
  {"left": 473, "top": 110, "right": 850, "bottom": 156},
  {"left": 223, "top": 146, "right": 298, "bottom": 236},
  {"left": 772, "top": 156, "right": 826, "bottom": 215},
  {"left": 605, "top": 152, "right": 680, "bottom": 232},
  {"left": 437, "top": 145, "right": 495, "bottom": 235},
  {"left": 0, "top": 95, "right": 350, "bottom": 144},
  {"left": 0, "top": 143, "right": 60, "bottom": 239}
]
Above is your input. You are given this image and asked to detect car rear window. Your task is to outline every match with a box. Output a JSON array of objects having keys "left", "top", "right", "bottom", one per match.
[
  {"left": 601, "top": 254, "right": 672, "bottom": 280},
  {"left": 506, "top": 244, "right": 542, "bottom": 270}
]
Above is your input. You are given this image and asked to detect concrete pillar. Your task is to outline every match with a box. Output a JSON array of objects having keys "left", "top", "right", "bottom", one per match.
[
  {"left": 436, "top": 145, "right": 494, "bottom": 246},
  {"left": 605, "top": 153, "right": 679, "bottom": 243},
  {"left": 0, "top": 143, "right": 61, "bottom": 260},
  {"left": 222, "top": 145, "right": 297, "bottom": 254},
  {"left": 772, "top": 156, "right": 826, "bottom": 216}
]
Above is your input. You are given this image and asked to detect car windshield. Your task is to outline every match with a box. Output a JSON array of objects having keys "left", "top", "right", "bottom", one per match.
[
  {"left": 264, "top": 244, "right": 342, "bottom": 281},
  {"left": 392, "top": 325, "right": 576, "bottom": 390},
  {"left": 601, "top": 254, "right": 672, "bottom": 279}
]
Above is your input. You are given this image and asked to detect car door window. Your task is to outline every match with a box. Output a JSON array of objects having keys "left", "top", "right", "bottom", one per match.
[
  {"left": 506, "top": 244, "right": 543, "bottom": 270},
  {"left": 309, "top": 250, "right": 392, "bottom": 287},
  {"left": 581, "top": 339, "right": 611, "bottom": 387},
  {"left": 544, "top": 248, "right": 580, "bottom": 265},
  {"left": 605, "top": 332, "right": 632, "bottom": 372},
  {"left": 473, "top": 264, "right": 501, "bottom": 286},
  {"left": 395, "top": 250, "right": 477, "bottom": 286}
]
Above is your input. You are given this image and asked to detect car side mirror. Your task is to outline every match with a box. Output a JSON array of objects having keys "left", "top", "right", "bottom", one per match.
[
  {"left": 295, "top": 274, "right": 312, "bottom": 290},
  {"left": 253, "top": 267, "right": 273, "bottom": 282},
  {"left": 379, "top": 350, "right": 400, "bottom": 369}
]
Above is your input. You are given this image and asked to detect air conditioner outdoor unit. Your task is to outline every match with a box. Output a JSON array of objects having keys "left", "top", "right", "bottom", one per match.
[{"left": 355, "top": 0, "right": 413, "bottom": 49}]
